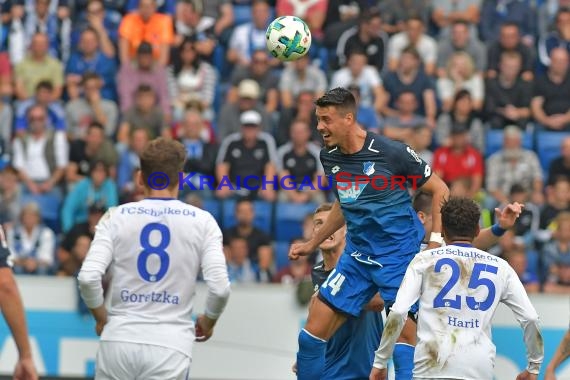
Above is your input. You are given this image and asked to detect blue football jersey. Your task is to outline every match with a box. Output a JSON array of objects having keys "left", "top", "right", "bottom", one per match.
[
  {"left": 312, "top": 261, "right": 383, "bottom": 380},
  {"left": 320, "top": 132, "right": 431, "bottom": 265}
]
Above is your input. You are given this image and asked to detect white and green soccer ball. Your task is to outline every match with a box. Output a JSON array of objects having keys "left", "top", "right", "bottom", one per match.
[{"left": 266, "top": 16, "right": 312, "bottom": 62}]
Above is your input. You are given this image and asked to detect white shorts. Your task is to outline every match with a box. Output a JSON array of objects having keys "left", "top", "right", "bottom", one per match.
[{"left": 95, "top": 341, "right": 191, "bottom": 380}]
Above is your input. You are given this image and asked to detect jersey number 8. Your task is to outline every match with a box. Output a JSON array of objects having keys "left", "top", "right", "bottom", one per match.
[
  {"left": 137, "top": 223, "right": 171, "bottom": 282},
  {"left": 433, "top": 258, "right": 498, "bottom": 311}
]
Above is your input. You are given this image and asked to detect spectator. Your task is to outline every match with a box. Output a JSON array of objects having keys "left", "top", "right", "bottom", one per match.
[
  {"left": 431, "top": 0, "right": 481, "bottom": 40},
  {"left": 432, "top": 122, "right": 484, "bottom": 198},
  {"left": 66, "top": 122, "right": 118, "bottom": 185},
  {"left": 543, "top": 211, "right": 570, "bottom": 293},
  {"left": 486, "top": 125, "right": 544, "bottom": 206},
  {"left": 277, "top": 119, "right": 325, "bottom": 204},
  {"left": 14, "top": 80, "right": 66, "bottom": 136},
  {"left": 330, "top": 48, "right": 383, "bottom": 113},
  {"left": 505, "top": 247, "right": 540, "bottom": 293},
  {"left": 14, "top": 32, "right": 64, "bottom": 101},
  {"left": 381, "top": 91, "right": 426, "bottom": 144},
  {"left": 378, "top": 0, "right": 431, "bottom": 35},
  {"left": 201, "top": 0, "right": 234, "bottom": 40},
  {"left": 437, "top": 51, "right": 484, "bottom": 112},
  {"left": 168, "top": 37, "right": 217, "bottom": 122},
  {"left": 409, "top": 125, "right": 434, "bottom": 165},
  {"left": 336, "top": 7, "right": 388, "bottom": 72},
  {"left": 547, "top": 136, "right": 570, "bottom": 185},
  {"left": 218, "top": 79, "right": 270, "bottom": 138},
  {"left": 117, "top": 41, "right": 171, "bottom": 119},
  {"left": 12, "top": 104, "right": 68, "bottom": 197},
  {"left": 381, "top": 45, "right": 437, "bottom": 126},
  {"left": 279, "top": 55, "right": 327, "bottom": 109},
  {"left": 226, "top": 236, "right": 262, "bottom": 283},
  {"left": 65, "top": 26, "right": 118, "bottom": 102},
  {"left": 228, "top": 49, "right": 279, "bottom": 114},
  {"left": 436, "top": 21, "right": 486, "bottom": 77},
  {"left": 276, "top": 91, "right": 320, "bottom": 146},
  {"left": 0, "top": 166, "right": 22, "bottom": 227},
  {"left": 276, "top": 0, "right": 328, "bottom": 39},
  {"left": 61, "top": 160, "right": 118, "bottom": 232},
  {"left": 65, "top": 73, "right": 118, "bottom": 139},
  {"left": 531, "top": 47, "right": 570, "bottom": 131},
  {"left": 479, "top": 0, "right": 535, "bottom": 44},
  {"left": 538, "top": 7, "right": 570, "bottom": 70},
  {"left": 323, "top": 0, "right": 367, "bottom": 33},
  {"left": 173, "top": 0, "right": 217, "bottom": 59},
  {"left": 347, "top": 84, "right": 379, "bottom": 133},
  {"left": 227, "top": 0, "right": 274, "bottom": 67},
  {"left": 537, "top": 0, "right": 570, "bottom": 37},
  {"left": 507, "top": 184, "right": 540, "bottom": 246},
  {"left": 118, "top": 0, "right": 174, "bottom": 66},
  {"left": 117, "top": 84, "right": 169, "bottom": 145},
  {"left": 125, "top": 0, "right": 176, "bottom": 15},
  {"left": 484, "top": 50, "right": 532, "bottom": 130},
  {"left": 216, "top": 110, "right": 277, "bottom": 201},
  {"left": 273, "top": 239, "right": 311, "bottom": 284},
  {"left": 6, "top": 202, "right": 55, "bottom": 275},
  {"left": 540, "top": 177, "right": 570, "bottom": 232},
  {"left": 223, "top": 199, "right": 273, "bottom": 282},
  {"left": 57, "top": 233, "right": 91, "bottom": 277},
  {"left": 117, "top": 128, "right": 150, "bottom": 202},
  {"left": 387, "top": 16, "right": 437, "bottom": 75},
  {"left": 436, "top": 90, "right": 484, "bottom": 152},
  {"left": 70, "top": 0, "right": 120, "bottom": 50},
  {"left": 487, "top": 22, "right": 535, "bottom": 81}
]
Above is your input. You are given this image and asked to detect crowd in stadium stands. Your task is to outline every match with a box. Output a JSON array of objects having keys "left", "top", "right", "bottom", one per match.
[{"left": 1, "top": 0, "right": 570, "bottom": 300}]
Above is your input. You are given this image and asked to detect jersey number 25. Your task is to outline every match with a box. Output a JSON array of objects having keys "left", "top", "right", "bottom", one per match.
[{"left": 433, "top": 258, "right": 498, "bottom": 311}]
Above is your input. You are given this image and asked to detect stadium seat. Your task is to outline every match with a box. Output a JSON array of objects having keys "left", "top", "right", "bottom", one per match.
[
  {"left": 536, "top": 131, "right": 570, "bottom": 174},
  {"left": 484, "top": 129, "right": 534, "bottom": 158},
  {"left": 274, "top": 241, "right": 291, "bottom": 272},
  {"left": 202, "top": 199, "right": 221, "bottom": 223},
  {"left": 274, "top": 202, "right": 318, "bottom": 242},
  {"left": 222, "top": 199, "right": 273, "bottom": 233}
]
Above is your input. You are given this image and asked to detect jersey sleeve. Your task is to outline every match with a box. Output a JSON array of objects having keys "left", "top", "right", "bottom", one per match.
[
  {"left": 389, "top": 141, "right": 432, "bottom": 188},
  {"left": 500, "top": 265, "right": 544, "bottom": 374}
]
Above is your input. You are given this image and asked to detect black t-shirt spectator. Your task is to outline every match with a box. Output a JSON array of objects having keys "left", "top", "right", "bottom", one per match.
[
  {"left": 540, "top": 205, "right": 570, "bottom": 229},
  {"left": 382, "top": 71, "right": 435, "bottom": 116},
  {"left": 69, "top": 141, "right": 93, "bottom": 177},
  {"left": 181, "top": 141, "right": 219, "bottom": 177},
  {"left": 487, "top": 42, "right": 534, "bottom": 73},
  {"left": 60, "top": 222, "right": 92, "bottom": 252},
  {"left": 533, "top": 71, "right": 570, "bottom": 116},
  {"left": 230, "top": 67, "right": 279, "bottom": 105},
  {"left": 484, "top": 77, "right": 533, "bottom": 129},
  {"left": 276, "top": 109, "right": 319, "bottom": 147},
  {"left": 548, "top": 157, "right": 570, "bottom": 185},
  {"left": 343, "top": 34, "right": 386, "bottom": 72},
  {"left": 277, "top": 143, "right": 322, "bottom": 183},
  {"left": 223, "top": 227, "right": 272, "bottom": 264}
]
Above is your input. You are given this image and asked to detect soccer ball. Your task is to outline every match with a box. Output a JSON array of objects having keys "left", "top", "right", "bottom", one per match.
[{"left": 266, "top": 16, "right": 311, "bottom": 62}]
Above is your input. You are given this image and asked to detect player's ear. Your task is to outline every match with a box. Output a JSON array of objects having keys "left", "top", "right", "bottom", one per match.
[
  {"left": 136, "top": 170, "right": 144, "bottom": 188},
  {"left": 417, "top": 211, "right": 426, "bottom": 224}
]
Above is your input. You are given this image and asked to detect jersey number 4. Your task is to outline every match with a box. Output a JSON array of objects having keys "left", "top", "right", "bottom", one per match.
[
  {"left": 137, "top": 223, "right": 171, "bottom": 282},
  {"left": 433, "top": 258, "right": 498, "bottom": 311}
]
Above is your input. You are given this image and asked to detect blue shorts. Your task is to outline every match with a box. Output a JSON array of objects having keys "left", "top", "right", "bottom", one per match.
[{"left": 318, "top": 249, "right": 418, "bottom": 318}]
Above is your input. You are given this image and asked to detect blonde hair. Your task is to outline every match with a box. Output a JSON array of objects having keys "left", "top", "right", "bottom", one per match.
[{"left": 447, "top": 51, "right": 476, "bottom": 80}]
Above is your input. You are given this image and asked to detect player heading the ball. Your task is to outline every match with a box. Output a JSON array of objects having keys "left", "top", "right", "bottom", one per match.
[{"left": 78, "top": 138, "right": 231, "bottom": 380}]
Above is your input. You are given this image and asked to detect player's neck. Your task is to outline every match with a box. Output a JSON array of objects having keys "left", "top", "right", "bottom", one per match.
[
  {"left": 447, "top": 239, "right": 473, "bottom": 246},
  {"left": 338, "top": 127, "right": 367, "bottom": 154},
  {"left": 144, "top": 188, "right": 178, "bottom": 200},
  {"left": 321, "top": 249, "right": 341, "bottom": 271}
]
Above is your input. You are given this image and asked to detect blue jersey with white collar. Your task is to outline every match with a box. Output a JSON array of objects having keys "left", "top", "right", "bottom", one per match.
[{"left": 320, "top": 132, "right": 431, "bottom": 265}]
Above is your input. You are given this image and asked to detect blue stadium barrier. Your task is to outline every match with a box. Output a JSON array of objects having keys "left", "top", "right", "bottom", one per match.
[
  {"left": 484, "top": 128, "right": 534, "bottom": 158},
  {"left": 274, "top": 241, "right": 291, "bottom": 272},
  {"left": 536, "top": 131, "right": 570, "bottom": 174},
  {"left": 274, "top": 202, "right": 317, "bottom": 242},
  {"left": 202, "top": 199, "right": 221, "bottom": 223},
  {"left": 222, "top": 199, "right": 273, "bottom": 233}
]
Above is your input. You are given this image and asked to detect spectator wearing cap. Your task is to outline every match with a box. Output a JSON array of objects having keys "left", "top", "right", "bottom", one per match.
[
  {"left": 14, "top": 80, "right": 66, "bottom": 136},
  {"left": 485, "top": 125, "right": 544, "bottom": 207},
  {"left": 381, "top": 91, "right": 426, "bottom": 144},
  {"left": 543, "top": 212, "right": 570, "bottom": 293},
  {"left": 432, "top": 121, "right": 484, "bottom": 199},
  {"left": 216, "top": 110, "right": 277, "bottom": 202},
  {"left": 436, "top": 90, "right": 484, "bottom": 152},
  {"left": 227, "top": 49, "right": 279, "bottom": 114},
  {"left": 218, "top": 79, "right": 270, "bottom": 138},
  {"left": 483, "top": 50, "right": 532, "bottom": 130},
  {"left": 279, "top": 55, "right": 327, "bottom": 109},
  {"left": 65, "top": 73, "right": 119, "bottom": 140},
  {"left": 6, "top": 202, "right": 56, "bottom": 275},
  {"left": 118, "top": 0, "right": 174, "bottom": 66},
  {"left": 61, "top": 160, "right": 118, "bottom": 232},
  {"left": 117, "top": 41, "right": 171, "bottom": 120}
]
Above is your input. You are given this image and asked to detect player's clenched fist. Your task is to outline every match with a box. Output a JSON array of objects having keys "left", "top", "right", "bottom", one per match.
[
  {"left": 196, "top": 315, "right": 216, "bottom": 342},
  {"left": 369, "top": 367, "right": 387, "bottom": 380},
  {"left": 515, "top": 370, "right": 537, "bottom": 380},
  {"left": 288, "top": 240, "right": 317, "bottom": 260}
]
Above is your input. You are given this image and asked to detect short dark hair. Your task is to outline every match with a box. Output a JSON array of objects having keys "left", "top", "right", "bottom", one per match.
[
  {"left": 315, "top": 88, "right": 357, "bottom": 118},
  {"left": 452, "top": 19, "right": 469, "bottom": 28},
  {"left": 401, "top": 45, "right": 421, "bottom": 61},
  {"left": 500, "top": 21, "right": 520, "bottom": 31},
  {"left": 412, "top": 191, "right": 432, "bottom": 214},
  {"left": 136, "top": 84, "right": 155, "bottom": 95},
  {"left": 140, "top": 138, "right": 186, "bottom": 190},
  {"left": 89, "top": 160, "right": 109, "bottom": 176},
  {"left": 81, "top": 71, "right": 102, "bottom": 85},
  {"left": 35, "top": 80, "right": 54, "bottom": 92},
  {"left": 235, "top": 198, "right": 253, "bottom": 210},
  {"left": 359, "top": 7, "right": 382, "bottom": 23},
  {"left": 88, "top": 121, "right": 105, "bottom": 133},
  {"left": 441, "top": 197, "right": 481, "bottom": 241},
  {"left": 557, "top": 7, "right": 570, "bottom": 22},
  {"left": 406, "top": 15, "right": 424, "bottom": 24}
]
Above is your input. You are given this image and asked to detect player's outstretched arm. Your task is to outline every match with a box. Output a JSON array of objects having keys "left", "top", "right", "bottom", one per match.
[
  {"left": 545, "top": 328, "right": 570, "bottom": 380},
  {"left": 418, "top": 174, "right": 449, "bottom": 249},
  {"left": 289, "top": 201, "right": 345, "bottom": 260},
  {"left": 472, "top": 203, "right": 523, "bottom": 251}
]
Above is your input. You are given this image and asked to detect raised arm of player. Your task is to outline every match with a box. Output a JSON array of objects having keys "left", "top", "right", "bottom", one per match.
[
  {"left": 78, "top": 210, "right": 114, "bottom": 335},
  {"left": 370, "top": 255, "right": 425, "bottom": 380},
  {"left": 545, "top": 328, "right": 570, "bottom": 379},
  {"left": 501, "top": 265, "right": 544, "bottom": 379},
  {"left": 289, "top": 201, "right": 345, "bottom": 260},
  {"left": 0, "top": 226, "right": 38, "bottom": 380},
  {"left": 419, "top": 174, "right": 450, "bottom": 249},
  {"left": 196, "top": 215, "right": 231, "bottom": 342},
  {"left": 472, "top": 203, "right": 523, "bottom": 250}
]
